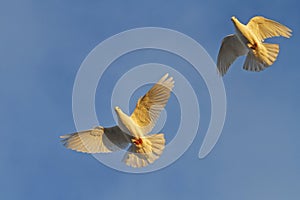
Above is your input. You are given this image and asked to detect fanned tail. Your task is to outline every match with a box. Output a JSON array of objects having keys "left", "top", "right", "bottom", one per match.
[
  {"left": 254, "top": 43, "right": 279, "bottom": 66},
  {"left": 261, "top": 43, "right": 279, "bottom": 65},
  {"left": 123, "top": 133, "right": 165, "bottom": 168},
  {"left": 245, "top": 43, "right": 279, "bottom": 72}
]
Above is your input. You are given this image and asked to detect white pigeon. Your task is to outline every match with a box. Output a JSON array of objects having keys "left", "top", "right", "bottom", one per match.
[
  {"left": 217, "top": 16, "right": 292, "bottom": 76},
  {"left": 61, "top": 73, "right": 174, "bottom": 168}
]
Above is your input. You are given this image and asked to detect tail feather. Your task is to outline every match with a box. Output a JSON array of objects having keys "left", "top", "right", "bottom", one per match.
[
  {"left": 123, "top": 133, "right": 165, "bottom": 168},
  {"left": 243, "top": 52, "right": 267, "bottom": 72},
  {"left": 254, "top": 43, "right": 279, "bottom": 66},
  {"left": 244, "top": 43, "right": 279, "bottom": 72},
  {"left": 262, "top": 43, "right": 279, "bottom": 65}
]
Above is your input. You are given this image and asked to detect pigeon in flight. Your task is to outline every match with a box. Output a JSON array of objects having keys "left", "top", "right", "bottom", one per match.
[
  {"left": 217, "top": 16, "right": 292, "bottom": 76},
  {"left": 61, "top": 73, "right": 174, "bottom": 168}
]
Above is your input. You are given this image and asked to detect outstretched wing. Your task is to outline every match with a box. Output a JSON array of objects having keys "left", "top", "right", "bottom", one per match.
[
  {"left": 60, "top": 126, "right": 131, "bottom": 153},
  {"left": 217, "top": 34, "right": 248, "bottom": 76},
  {"left": 130, "top": 73, "right": 174, "bottom": 135},
  {"left": 247, "top": 16, "right": 292, "bottom": 41}
]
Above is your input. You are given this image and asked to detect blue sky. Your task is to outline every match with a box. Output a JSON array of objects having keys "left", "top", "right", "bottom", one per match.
[{"left": 1, "top": 0, "right": 299, "bottom": 199}]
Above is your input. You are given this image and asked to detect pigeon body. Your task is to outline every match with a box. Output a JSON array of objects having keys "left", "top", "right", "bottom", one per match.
[
  {"left": 217, "top": 16, "right": 292, "bottom": 76},
  {"left": 61, "top": 74, "right": 174, "bottom": 168},
  {"left": 115, "top": 73, "right": 174, "bottom": 167}
]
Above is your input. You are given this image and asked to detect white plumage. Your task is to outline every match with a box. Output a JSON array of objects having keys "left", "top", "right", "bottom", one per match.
[
  {"left": 217, "top": 16, "right": 292, "bottom": 76},
  {"left": 61, "top": 73, "right": 174, "bottom": 168}
]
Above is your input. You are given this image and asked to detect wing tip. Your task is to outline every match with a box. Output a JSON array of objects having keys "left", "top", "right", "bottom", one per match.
[
  {"left": 60, "top": 134, "right": 70, "bottom": 139},
  {"left": 158, "top": 73, "right": 175, "bottom": 90}
]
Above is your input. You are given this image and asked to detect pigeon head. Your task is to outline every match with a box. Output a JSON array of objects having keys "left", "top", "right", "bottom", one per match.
[
  {"left": 114, "top": 106, "right": 125, "bottom": 117},
  {"left": 114, "top": 106, "right": 121, "bottom": 112},
  {"left": 231, "top": 16, "right": 239, "bottom": 24},
  {"left": 230, "top": 16, "right": 244, "bottom": 33}
]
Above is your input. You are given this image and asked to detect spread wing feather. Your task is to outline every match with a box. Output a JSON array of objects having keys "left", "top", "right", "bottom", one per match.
[
  {"left": 60, "top": 126, "right": 131, "bottom": 153},
  {"left": 217, "top": 34, "right": 248, "bottom": 76},
  {"left": 247, "top": 16, "right": 292, "bottom": 41},
  {"left": 130, "top": 73, "right": 174, "bottom": 134}
]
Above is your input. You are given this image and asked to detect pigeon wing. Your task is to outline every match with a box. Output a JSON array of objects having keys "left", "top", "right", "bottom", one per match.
[
  {"left": 247, "top": 16, "right": 292, "bottom": 41},
  {"left": 130, "top": 73, "right": 174, "bottom": 135},
  {"left": 217, "top": 34, "right": 247, "bottom": 76},
  {"left": 60, "top": 126, "right": 131, "bottom": 153}
]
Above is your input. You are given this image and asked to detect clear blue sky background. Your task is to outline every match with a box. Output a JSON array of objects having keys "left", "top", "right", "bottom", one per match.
[{"left": 1, "top": 0, "right": 299, "bottom": 199}]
